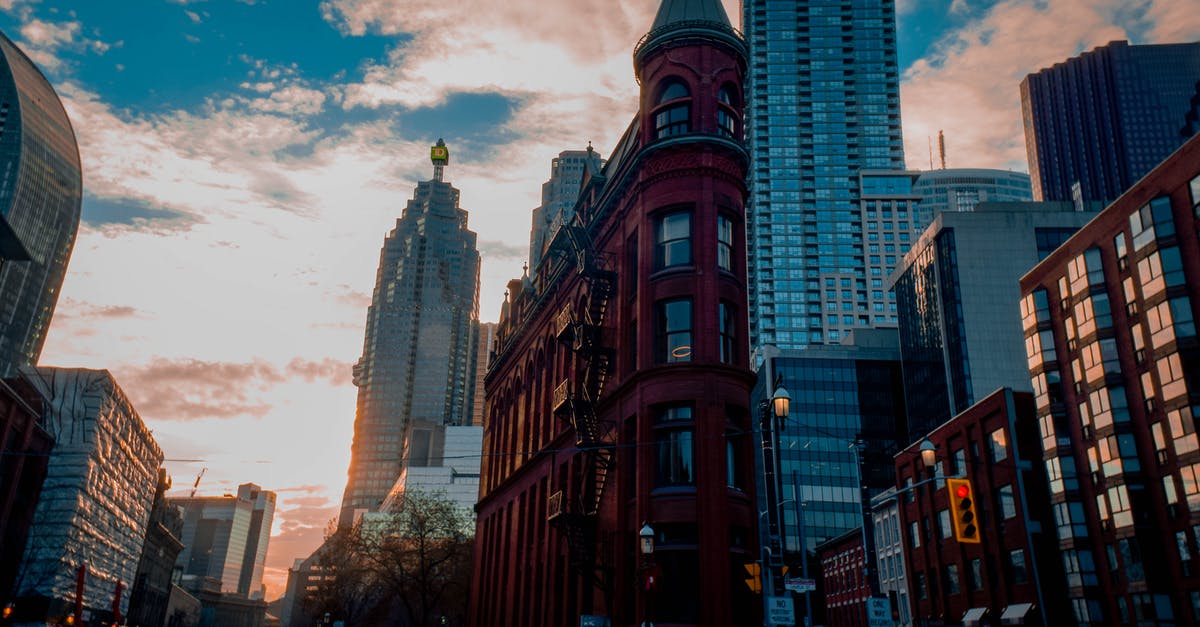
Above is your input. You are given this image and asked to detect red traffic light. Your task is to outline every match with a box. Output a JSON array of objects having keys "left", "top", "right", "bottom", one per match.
[{"left": 955, "top": 484, "right": 970, "bottom": 499}]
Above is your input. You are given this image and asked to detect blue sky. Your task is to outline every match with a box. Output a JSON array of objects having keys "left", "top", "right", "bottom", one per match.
[{"left": 3, "top": 0, "right": 1196, "bottom": 598}]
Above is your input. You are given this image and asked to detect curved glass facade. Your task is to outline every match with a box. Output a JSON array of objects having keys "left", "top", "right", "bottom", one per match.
[{"left": 0, "top": 33, "right": 82, "bottom": 376}]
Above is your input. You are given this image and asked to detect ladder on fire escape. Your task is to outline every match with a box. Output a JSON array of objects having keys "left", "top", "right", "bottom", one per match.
[{"left": 547, "top": 222, "right": 617, "bottom": 597}]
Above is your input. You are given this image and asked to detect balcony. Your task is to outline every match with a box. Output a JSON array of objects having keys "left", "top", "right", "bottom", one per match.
[{"left": 553, "top": 379, "right": 572, "bottom": 414}]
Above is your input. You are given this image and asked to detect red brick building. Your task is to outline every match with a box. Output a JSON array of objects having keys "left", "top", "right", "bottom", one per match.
[
  {"left": 818, "top": 528, "right": 870, "bottom": 627},
  {"left": 0, "top": 376, "right": 51, "bottom": 610},
  {"left": 895, "top": 388, "right": 1068, "bottom": 626},
  {"left": 467, "top": 1, "right": 759, "bottom": 625},
  {"left": 1019, "top": 132, "right": 1200, "bottom": 624}
]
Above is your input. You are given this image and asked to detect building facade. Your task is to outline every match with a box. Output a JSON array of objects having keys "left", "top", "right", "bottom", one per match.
[
  {"left": 743, "top": 0, "right": 905, "bottom": 348},
  {"left": 870, "top": 487, "right": 912, "bottom": 627},
  {"left": 911, "top": 168, "right": 1033, "bottom": 231},
  {"left": 340, "top": 142, "right": 481, "bottom": 525},
  {"left": 127, "top": 469, "right": 186, "bottom": 627},
  {"left": 528, "top": 148, "right": 606, "bottom": 271},
  {"left": 377, "top": 422, "right": 482, "bottom": 516},
  {"left": 893, "top": 201, "right": 1096, "bottom": 441},
  {"left": 0, "top": 376, "right": 51, "bottom": 612},
  {"left": 472, "top": 321, "right": 496, "bottom": 428},
  {"left": 0, "top": 33, "right": 83, "bottom": 377},
  {"left": 469, "top": 1, "right": 758, "bottom": 625},
  {"left": 895, "top": 388, "right": 1067, "bottom": 627},
  {"left": 170, "top": 483, "right": 276, "bottom": 599},
  {"left": 817, "top": 528, "right": 870, "bottom": 627},
  {"left": 1019, "top": 132, "right": 1200, "bottom": 624},
  {"left": 1021, "top": 40, "right": 1200, "bottom": 204},
  {"left": 11, "top": 368, "right": 162, "bottom": 625}
]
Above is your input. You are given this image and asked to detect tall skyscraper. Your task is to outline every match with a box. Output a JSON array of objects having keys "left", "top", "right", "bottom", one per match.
[
  {"left": 0, "top": 33, "right": 82, "bottom": 376},
  {"left": 170, "top": 483, "right": 276, "bottom": 599},
  {"left": 528, "top": 148, "right": 605, "bottom": 271},
  {"left": 340, "top": 140, "right": 481, "bottom": 526},
  {"left": 1021, "top": 40, "right": 1200, "bottom": 204},
  {"left": 743, "top": 0, "right": 905, "bottom": 349}
]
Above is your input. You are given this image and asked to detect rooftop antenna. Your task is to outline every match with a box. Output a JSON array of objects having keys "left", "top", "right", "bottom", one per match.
[
  {"left": 431, "top": 138, "right": 449, "bottom": 182},
  {"left": 938, "top": 130, "right": 946, "bottom": 170}
]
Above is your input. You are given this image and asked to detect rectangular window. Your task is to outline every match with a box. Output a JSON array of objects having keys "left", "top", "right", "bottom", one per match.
[
  {"left": 990, "top": 428, "right": 1008, "bottom": 462},
  {"left": 655, "top": 210, "right": 692, "bottom": 268},
  {"left": 998, "top": 485, "right": 1016, "bottom": 519},
  {"left": 717, "top": 214, "right": 733, "bottom": 271},
  {"left": 938, "top": 509, "right": 952, "bottom": 539},
  {"left": 1009, "top": 549, "right": 1028, "bottom": 584},
  {"left": 909, "top": 520, "right": 920, "bottom": 548},
  {"left": 655, "top": 298, "right": 692, "bottom": 363},
  {"left": 718, "top": 301, "right": 735, "bottom": 364},
  {"left": 944, "top": 564, "right": 960, "bottom": 595},
  {"left": 655, "top": 405, "right": 695, "bottom": 486}
]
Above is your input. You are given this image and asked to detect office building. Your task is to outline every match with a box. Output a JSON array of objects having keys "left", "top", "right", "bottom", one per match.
[
  {"left": 170, "top": 483, "right": 277, "bottom": 599},
  {"left": 127, "top": 470, "right": 186, "bottom": 627},
  {"left": 895, "top": 389, "right": 1067, "bottom": 626},
  {"left": 0, "top": 33, "right": 83, "bottom": 377},
  {"left": 911, "top": 168, "right": 1033, "bottom": 231},
  {"left": 893, "top": 201, "right": 1095, "bottom": 440},
  {"left": 1018, "top": 132, "right": 1200, "bottom": 624},
  {"left": 472, "top": 321, "right": 496, "bottom": 428},
  {"left": 340, "top": 140, "right": 481, "bottom": 525},
  {"left": 1021, "top": 40, "right": 1200, "bottom": 204},
  {"left": 743, "top": 0, "right": 905, "bottom": 348},
  {"left": 470, "top": 1, "right": 758, "bottom": 624},
  {"left": 376, "top": 422, "right": 482, "bottom": 516},
  {"left": 858, "top": 171, "right": 921, "bottom": 331},
  {"left": 10, "top": 368, "right": 162, "bottom": 625},
  {"left": 528, "top": 148, "right": 605, "bottom": 270}
]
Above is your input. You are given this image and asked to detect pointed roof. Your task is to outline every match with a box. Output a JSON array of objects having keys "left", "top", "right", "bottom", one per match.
[
  {"left": 634, "top": 0, "right": 745, "bottom": 70},
  {"left": 650, "top": 0, "right": 732, "bottom": 31}
]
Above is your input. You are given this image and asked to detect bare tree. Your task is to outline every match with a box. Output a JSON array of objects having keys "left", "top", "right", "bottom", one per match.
[{"left": 301, "top": 493, "right": 474, "bottom": 627}]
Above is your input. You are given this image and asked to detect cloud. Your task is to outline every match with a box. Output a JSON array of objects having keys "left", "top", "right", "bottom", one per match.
[
  {"left": 264, "top": 486, "right": 339, "bottom": 599},
  {"left": 115, "top": 357, "right": 287, "bottom": 421},
  {"left": 284, "top": 357, "right": 352, "bottom": 386}
]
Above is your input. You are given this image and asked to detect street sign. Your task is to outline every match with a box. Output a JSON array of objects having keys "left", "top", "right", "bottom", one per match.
[
  {"left": 866, "top": 597, "right": 891, "bottom": 627},
  {"left": 784, "top": 577, "right": 816, "bottom": 593},
  {"left": 766, "top": 596, "right": 794, "bottom": 626},
  {"left": 579, "top": 615, "right": 610, "bottom": 627}
]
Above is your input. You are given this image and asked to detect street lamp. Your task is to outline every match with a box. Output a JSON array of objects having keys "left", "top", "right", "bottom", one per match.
[
  {"left": 639, "top": 522, "right": 655, "bottom": 627},
  {"left": 771, "top": 386, "right": 790, "bottom": 420},
  {"left": 919, "top": 439, "right": 937, "bottom": 471}
]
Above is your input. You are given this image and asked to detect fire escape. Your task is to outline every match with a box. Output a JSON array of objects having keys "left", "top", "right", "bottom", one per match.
[{"left": 547, "top": 222, "right": 617, "bottom": 603}]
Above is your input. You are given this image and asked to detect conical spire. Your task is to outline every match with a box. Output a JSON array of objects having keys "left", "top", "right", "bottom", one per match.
[
  {"left": 635, "top": 0, "right": 745, "bottom": 69},
  {"left": 650, "top": 0, "right": 732, "bottom": 31}
]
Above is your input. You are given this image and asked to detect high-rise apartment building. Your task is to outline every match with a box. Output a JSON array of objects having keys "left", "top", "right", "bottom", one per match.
[
  {"left": 0, "top": 33, "right": 82, "bottom": 376},
  {"left": 743, "top": 0, "right": 905, "bottom": 348},
  {"left": 528, "top": 148, "right": 605, "bottom": 270},
  {"left": 1021, "top": 40, "right": 1200, "bottom": 205},
  {"left": 170, "top": 483, "right": 276, "bottom": 599},
  {"left": 339, "top": 141, "right": 481, "bottom": 525},
  {"left": 893, "top": 201, "right": 1094, "bottom": 440},
  {"left": 1019, "top": 133, "right": 1200, "bottom": 624},
  {"left": 911, "top": 168, "right": 1033, "bottom": 231},
  {"left": 470, "top": 1, "right": 758, "bottom": 624}
]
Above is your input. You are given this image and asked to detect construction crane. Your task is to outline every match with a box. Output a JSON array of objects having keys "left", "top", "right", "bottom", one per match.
[{"left": 190, "top": 467, "right": 207, "bottom": 498}]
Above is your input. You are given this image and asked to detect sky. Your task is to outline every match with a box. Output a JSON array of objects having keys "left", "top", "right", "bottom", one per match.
[{"left": 3, "top": 0, "right": 1197, "bottom": 601}]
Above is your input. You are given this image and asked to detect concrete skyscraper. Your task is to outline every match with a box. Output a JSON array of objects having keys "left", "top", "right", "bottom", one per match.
[
  {"left": 0, "top": 32, "right": 82, "bottom": 376},
  {"left": 528, "top": 148, "right": 605, "bottom": 271},
  {"left": 743, "top": 0, "right": 905, "bottom": 348},
  {"left": 339, "top": 140, "right": 481, "bottom": 526},
  {"left": 1021, "top": 40, "right": 1200, "bottom": 205}
]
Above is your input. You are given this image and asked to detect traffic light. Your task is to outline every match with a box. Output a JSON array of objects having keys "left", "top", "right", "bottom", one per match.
[
  {"left": 946, "top": 478, "right": 981, "bottom": 543},
  {"left": 2, "top": 604, "right": 12, "bottom": 619}
]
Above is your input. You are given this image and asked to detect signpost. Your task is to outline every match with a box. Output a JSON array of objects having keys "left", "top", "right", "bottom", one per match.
[
  {"left": 766, "top": 596, "right": 795, "bottom": 627},
  {"left": 866, "top": 596, "right": 891, "bottom": 627},
  {"left": 784, "top": 577, "right": 816, "bottom": 593}
]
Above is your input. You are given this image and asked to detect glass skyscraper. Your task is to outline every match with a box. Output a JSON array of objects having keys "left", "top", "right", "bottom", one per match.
[
  {"left": 743, "top": 0, "right": 905, "bottom": 349},
  {"left": 0, "top": 33, "right": 82, "bottom": 376},
  {"left": 339, "top": 142, "right": 480, "bottom": 526}
]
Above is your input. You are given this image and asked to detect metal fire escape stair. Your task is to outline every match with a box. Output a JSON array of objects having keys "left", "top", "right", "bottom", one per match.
[{"left": 547, "top": 223, "right": 617, "bottom": 596}]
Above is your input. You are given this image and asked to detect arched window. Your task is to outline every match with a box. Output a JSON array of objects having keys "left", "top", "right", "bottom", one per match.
[
  {"left": 717, "top": 83, "right": 739, "bottom": 139},
  {"left": 654, "top": 81, "right": 690, "bottom": 138}
]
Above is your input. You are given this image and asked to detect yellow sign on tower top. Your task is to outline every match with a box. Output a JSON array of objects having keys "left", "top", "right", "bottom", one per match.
[{"left": 431, "top": 138, "right": 449, "bottom": 166}]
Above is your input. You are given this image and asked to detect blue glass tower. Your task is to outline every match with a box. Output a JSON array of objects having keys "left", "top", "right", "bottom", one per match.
[
  {"left": 743, "top": 0, "right": 905, "bottom": 348},
  {"left": 0, "top": 33, "right": 82, "bottom": 376}
]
